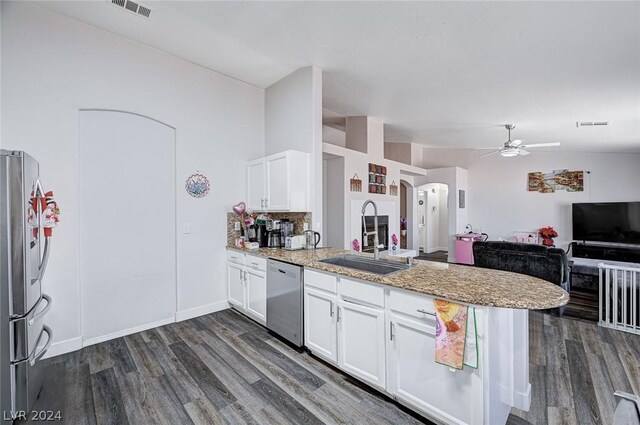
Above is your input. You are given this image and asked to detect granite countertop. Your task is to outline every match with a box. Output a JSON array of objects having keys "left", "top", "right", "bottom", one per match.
[{"left": 227, "top": 246, "right": 570, "bottom": 310}]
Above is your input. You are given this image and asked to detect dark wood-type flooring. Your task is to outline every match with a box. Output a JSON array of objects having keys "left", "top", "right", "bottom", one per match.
[
  {"left": 27, "top": 309, "right": 640, "bottom": 425},
  {"left": 416, "top": 250, "right": 449, "bottom": 263}
]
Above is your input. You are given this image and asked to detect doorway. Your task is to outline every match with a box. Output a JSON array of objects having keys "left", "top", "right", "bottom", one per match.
[
  {"left": 417, "top": 183, "right": 449, "bottom": 262},
  {"left": 79, "top": 110, "right": 176, "bottom": 344}
]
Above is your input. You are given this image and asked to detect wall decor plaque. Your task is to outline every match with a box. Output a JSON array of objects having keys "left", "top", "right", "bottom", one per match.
[
  {"left": 185, "top": 172, "right": 210, "bottom": 198},
  {"left": 390, "top": 180, "right": 398, "bottom": 196},
  {"left": 350, "top": 173, "right": 362, "bottom": 192},
  {"left": 368, "top": 163, "right": 387, "bottom": 194}
]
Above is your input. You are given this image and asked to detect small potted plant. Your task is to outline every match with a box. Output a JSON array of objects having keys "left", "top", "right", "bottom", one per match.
[
  {"left": 539, "top": 226, "right": 558, "bottom": 247},
  {"left": 400, "top": 217, "right": 407, "bottom": 236}
]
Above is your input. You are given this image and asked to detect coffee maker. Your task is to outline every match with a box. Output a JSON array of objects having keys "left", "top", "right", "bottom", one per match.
[
  {"left": 267, "top": 219, "right": 282, "bottom": 248},
  {"left": 256, "top": 223, "right": 268, "bottom": 247}
]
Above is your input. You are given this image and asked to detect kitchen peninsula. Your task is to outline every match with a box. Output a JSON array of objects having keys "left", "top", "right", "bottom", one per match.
[{"left": 226, "top": 246, "right": 569, "bottom": 425}]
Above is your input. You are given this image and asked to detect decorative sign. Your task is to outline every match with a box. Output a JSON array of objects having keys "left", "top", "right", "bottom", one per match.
[
  {"left": 458, "top": 190, "right": 466, "bottom": 208},
  {"left": 368, "top": 163, "right": 387, "bottom": 194},
  {"left": 389, "top": 180, "right": 398, "bottom": 196},
  {"left": 350, "top": 173, "right": 362, "bottom": 192},
  {"left": 185, "top": 173, "right": 210, "bottom": 198},
  {"left": 528, "top": 169, "right": 584, "bottom": 193}
]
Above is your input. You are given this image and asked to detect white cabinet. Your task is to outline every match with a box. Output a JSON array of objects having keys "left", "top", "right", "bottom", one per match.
[
  {"left": 247, "top": 159, "right": 266, "bottom": 211},
  {"left": 227, "top": 262, "right": 245, "bottom": 309},
  {"left": 226, "top": 251, "right": 267, "bottom": 326},
  {"left": 246, "top": 150, "right": 309, "bottom": 212},
  {"left": 338, "top": 300, "right": 386, "bottom": 389},
  {"left": 386, "top": 293, "right": 483, "bottom": 425},
  {"left": 304, "top": 287, "right": 337, "bottom": 364},
  {"left": 245, "top": 267, "right": 266, "bottom": 324}
]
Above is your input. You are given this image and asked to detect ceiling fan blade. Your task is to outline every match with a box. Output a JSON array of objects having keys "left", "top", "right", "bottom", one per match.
[
  {"left": 518, "top": 149, "right": 531, "bottom": 156},
  {"left": 511, "top": 139, "right": 523, "bottom": 146},
  {"left": 521, "top": 142, "right": 561, "bottom": 148},
  {"left": 479, "top": 150, "right": 501, "bottom": 158},
  {"left": 473, "top": 146, "right": 504, "bottom": 150}
]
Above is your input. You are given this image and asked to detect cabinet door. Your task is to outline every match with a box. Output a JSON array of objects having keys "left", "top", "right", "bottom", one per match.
[
  {"left": 338, "top": 301, "right": 386, "bottom": 389},
  {"left": 265, "top": 153, "right": 289, "bottom": 211},
  {"left": 247, "top": 159, "right": 265, "bottom": 211},
  {"left": 387, "top": 314, "right": 482, "bottom": 425},
  {"left": 227, "top": 262, "right": 245, "bottom": 309},
  {"left": 245, "top": 269, "right": 266, "bottom": 325},
  {"left": 304, "top": 287, "right": 337, "bottom": 364}
]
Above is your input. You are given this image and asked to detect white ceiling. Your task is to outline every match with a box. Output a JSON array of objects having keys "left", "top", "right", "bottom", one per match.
[{"left": 35, "top": 1, "right": 640, "bottom": 152}]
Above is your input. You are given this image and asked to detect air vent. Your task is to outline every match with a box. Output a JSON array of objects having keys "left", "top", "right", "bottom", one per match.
[
  {"left": 109, "top": 0, "right": 152, "bottom": 19},
  {"left": 576, "top": 121, "right": 611, "bottom": 127}
]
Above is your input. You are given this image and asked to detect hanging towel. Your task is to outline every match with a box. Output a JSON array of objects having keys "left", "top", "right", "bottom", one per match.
[{"left": 434, "top": 300, "right": 478, "bottom": 370}]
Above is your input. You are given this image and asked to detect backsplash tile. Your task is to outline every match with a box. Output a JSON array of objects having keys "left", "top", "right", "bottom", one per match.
[{"left": 227, "top": 212, "right": 312, "bottom": 246}]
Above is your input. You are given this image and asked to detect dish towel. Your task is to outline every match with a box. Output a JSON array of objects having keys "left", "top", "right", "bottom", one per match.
[{"left": 434, "top": 299, "right": 478, "bottom": 370}]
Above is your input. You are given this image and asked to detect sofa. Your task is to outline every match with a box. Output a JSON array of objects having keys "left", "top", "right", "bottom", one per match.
[{"left": 472, "top": 241, "right": 570, "bottom": 315}]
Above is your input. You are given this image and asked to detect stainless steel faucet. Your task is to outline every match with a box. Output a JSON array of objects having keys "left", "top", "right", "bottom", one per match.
[{"left": 361, "top": 199, "right": 381, "bottom": 260}]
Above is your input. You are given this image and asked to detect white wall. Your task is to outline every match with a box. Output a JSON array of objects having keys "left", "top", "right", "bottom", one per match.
[
  {"left": 323, "top": 156, "right": 345, "bottom": 248},
  {"left": 265, "top": 66, "right": 323, "bottom": 233},
  {"left": 466, "top": 151, "right": 640, "bottom": 249},
  {"left": 2, "top": 3, "right": 265, "bottom": 356}
]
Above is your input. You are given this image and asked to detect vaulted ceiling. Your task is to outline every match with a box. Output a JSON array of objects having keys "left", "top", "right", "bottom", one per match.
[{"left": 36, "top": 1, "right": 640, "bottom": 152}]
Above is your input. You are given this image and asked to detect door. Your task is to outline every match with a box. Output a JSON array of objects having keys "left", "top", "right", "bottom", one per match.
[
  {"left": 265, "top": 153, "right": 288, "bottom": 210},
  {"left": 227, "top": 262, "right": 245, "bottom": 309},
  {"left": 387, "top": 314, "right": 482, "bottom": 425},
  {"left": 79, "top": 111, "right": 176, "bottom": 342},
  {"left": 245, "top": 268, "right": 266, "bottom": 324},
  {"left": 304, "top": 287, "right": 337, "bottom": 363},
  {"left": 247, "top": 159, "right": 265, "bottom": 211},
  {"left": 338, "top": 301, "right": 386, "bottom": 389}
]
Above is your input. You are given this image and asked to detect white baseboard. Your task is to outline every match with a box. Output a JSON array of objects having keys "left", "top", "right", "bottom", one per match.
[
  {"left": 42, "top": 336, "right": 83, "bottom": 360},
  {"left": 513, "top": 383, "right": 532, "bottom": 411},
  {"left": 175, "top": 300, "right": 229, "bottom": 322},
  {"left": 82, "top": 316, "right": 175, "bottom": 348}
]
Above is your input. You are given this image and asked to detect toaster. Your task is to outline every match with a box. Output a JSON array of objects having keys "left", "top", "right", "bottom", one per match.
[{"left": 285, "top": 235, "right": 306, "bottom": 250}]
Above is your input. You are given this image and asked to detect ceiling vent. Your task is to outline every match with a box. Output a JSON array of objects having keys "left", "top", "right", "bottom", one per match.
[
  {"left": 576, "top": 121, "right": 610, "bottom": 127},
  {"left": 109, "top": 0, "right": 152, "bottom": 19}
]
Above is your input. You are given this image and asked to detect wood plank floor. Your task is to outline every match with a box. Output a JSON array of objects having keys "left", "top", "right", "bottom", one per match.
[{"left": 27, "top": 309, "right": 640, "bottom": 425}]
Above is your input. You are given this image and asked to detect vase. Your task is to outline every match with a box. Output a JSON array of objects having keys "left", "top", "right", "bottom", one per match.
[{"left": 542, "top": 237, "right": 554, "bottom": 247}]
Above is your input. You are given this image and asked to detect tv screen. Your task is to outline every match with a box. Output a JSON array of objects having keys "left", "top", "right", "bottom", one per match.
[{"left": 573, "top": 202, "right": 640, "bottom": 244}]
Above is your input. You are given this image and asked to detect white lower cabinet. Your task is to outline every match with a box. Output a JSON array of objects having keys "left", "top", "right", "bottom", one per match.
[
  {"left": 226, "top": 252, "right": 267, "bottom": 326},
  {"left": 387, "top": 313, "right": 483, "bottom": 425},
  {"left": 338, "top": 300, "right": 386, "bottom": 389},
  {"left": 304, "top": 287, "right": 337, "bottom": 363},
  {"left": 227, "top": 262, "right": 245, "bottom": 309},
  {"left": 245, "top": 268, "right": 266, "bottom": 324}
]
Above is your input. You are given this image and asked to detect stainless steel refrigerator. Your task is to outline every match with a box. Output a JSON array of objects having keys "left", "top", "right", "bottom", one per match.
[{"left": 1, "top": 150, "right": 53, "bottom": 422}]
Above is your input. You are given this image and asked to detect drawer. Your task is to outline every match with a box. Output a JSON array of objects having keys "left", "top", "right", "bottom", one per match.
[
  {"left": 227, "top": 250, "right": 245, "bottom": 265},
  {"left": 339, "top": 277, "right": 384, "bottom": 308},
  {"left": 245, "top": 255, "right": 266, "bottom": 272},
  {"left": 388, "top": 288, "right": 436, "bottom": 321},
  {"left": 304, "top": 269, "right": 337, "bottom": 294}
]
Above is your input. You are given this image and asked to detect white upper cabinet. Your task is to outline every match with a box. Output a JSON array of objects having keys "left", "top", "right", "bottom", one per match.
[
  {"left": 247, "top": 150, "right": 310, "bottom": 212},
  {"left": 247, "top": 159, "right": 266, "bottom": 211}
]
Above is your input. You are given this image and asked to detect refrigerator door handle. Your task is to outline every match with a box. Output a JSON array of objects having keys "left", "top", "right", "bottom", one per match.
[
  {"left": 30, "top": 325, "right": 52, "bottom": 366},
  {"left": 39, "top": 236, "right": 51, "bottom": 282},
  {"left": 28, "top": 294, "right": 52, "bottom": 326},
  {"left": 11, "top": 325, "right": 53, "bottom": 366}
]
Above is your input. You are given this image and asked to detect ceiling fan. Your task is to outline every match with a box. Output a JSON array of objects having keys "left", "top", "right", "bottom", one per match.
[{"left": 478, "top": 124, "right": 560, "bottom": 158}]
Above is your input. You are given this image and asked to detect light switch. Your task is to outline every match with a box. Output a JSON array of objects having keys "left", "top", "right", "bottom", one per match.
[
  {"left": 303, "top": 223, "right": 309, "bottom": 231},
  {"left": 234, "top": 221, "right": 241, "bottom": 231},
  {"left": 183, "top": 223, "right": 191, "bottom": 234}
]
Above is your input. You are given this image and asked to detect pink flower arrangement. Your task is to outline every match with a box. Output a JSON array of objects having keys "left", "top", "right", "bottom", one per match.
[
  {"left": 352, "top": 239, "right": 360, "bottom": 252},
  {"left": 391, "top": 233, "right": 398, "bottom": 246}
]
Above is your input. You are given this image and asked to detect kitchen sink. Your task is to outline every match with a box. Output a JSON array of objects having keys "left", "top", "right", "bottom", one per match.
[{"left": 318, "top": 255, "right": 410, "bottom": 275}]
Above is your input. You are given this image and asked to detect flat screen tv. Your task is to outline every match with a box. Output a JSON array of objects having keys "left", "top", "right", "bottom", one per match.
[{"left": 572, "top": 202, "right": 640, "bottom": 244}]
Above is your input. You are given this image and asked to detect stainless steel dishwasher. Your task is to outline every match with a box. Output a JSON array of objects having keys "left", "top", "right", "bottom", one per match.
[{"left": 266, "top": 259, "right": 303, "bottom": 347}]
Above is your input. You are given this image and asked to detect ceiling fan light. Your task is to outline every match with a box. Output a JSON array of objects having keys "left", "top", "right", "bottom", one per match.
[{"left": 500, "top": 149, "right": 519, "bottom": 157}]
